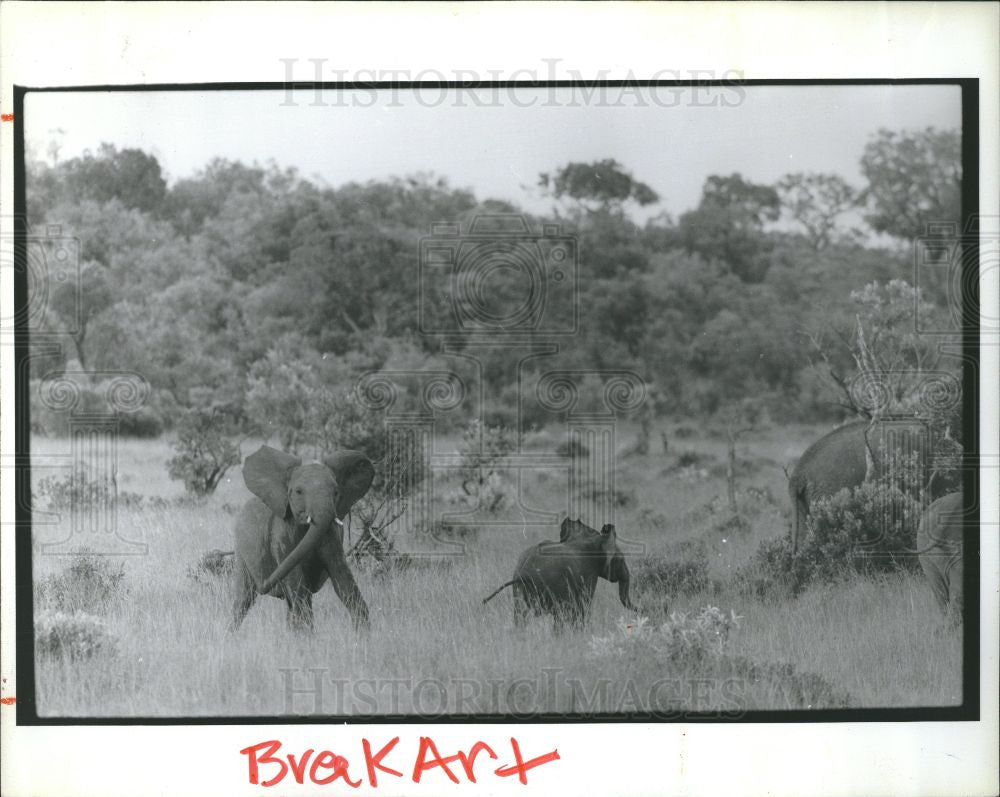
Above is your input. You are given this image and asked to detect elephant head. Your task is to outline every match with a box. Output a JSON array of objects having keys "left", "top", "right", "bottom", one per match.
[
  {"left": 559, "top": 518, "right": 637, "bottom": 611},
  {"left": 243, "top": 445, "right": 374, "bottom": 594}
]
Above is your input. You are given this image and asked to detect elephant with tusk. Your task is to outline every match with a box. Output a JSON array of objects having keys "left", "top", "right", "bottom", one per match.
[
  {"left": 229, "top": 445, "right": 374, "bottom": 632},
  {"left": 483, "top": 518, "right": 639, "bottom": 631}
]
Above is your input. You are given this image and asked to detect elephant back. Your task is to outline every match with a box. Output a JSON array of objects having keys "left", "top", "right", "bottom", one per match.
[
  {"left": 790, "top": 421, "right": 869, "bottom": 500},
  {"left": 917, "top": 491, "right": 964, "bottom": 552}
]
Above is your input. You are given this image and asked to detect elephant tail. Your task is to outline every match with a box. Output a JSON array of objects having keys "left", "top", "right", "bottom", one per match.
[{"left": 482, "top": 579, "right": 519, "bottom": 605}]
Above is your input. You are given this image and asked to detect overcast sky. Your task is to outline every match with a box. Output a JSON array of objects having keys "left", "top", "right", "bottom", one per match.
[{"left": 25, "top": 84, "right": 960, "bottom": 221}]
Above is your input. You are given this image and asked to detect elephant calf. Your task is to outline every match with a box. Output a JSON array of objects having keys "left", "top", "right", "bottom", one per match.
[
  {"left": 483, "top": 518, "right": 638, "bottom": 630},
  {"left": 230, "top": 445, "right": 374, "bottom": 632},
  {"left": 917, "top": 491, "right": 966, "bottom": 625}
]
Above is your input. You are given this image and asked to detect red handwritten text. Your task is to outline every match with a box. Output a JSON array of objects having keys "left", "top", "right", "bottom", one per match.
[{"left": 240, "top": 736, "right": 559, "bottom": 787}]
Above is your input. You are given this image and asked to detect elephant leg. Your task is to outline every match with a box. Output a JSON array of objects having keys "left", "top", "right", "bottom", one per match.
[
  {"left": 229, "top": 557, "right": 256, "bottom": 632},
  {"left": 920, "top": 556, "right": 950, "bottom": 614},
  {"left": 286, "top": 591, "right": 314, "bottom": 632},
  {"left": 945, "top": 558, "right": 963, "bottom": 626},
  {"left": 317, "top": 537, "right": 370, "bottom": 630},
  {"left": 792, "top": 494, "right": 808, "bottom": 553}
]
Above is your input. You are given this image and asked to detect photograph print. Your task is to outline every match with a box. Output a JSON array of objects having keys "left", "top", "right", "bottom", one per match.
[{"left": 16, "top": 80, "right": 976, "bottom": 719}]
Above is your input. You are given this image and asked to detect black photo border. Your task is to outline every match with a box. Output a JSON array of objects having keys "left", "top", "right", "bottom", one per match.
[{"left": 10, "top": 77, "right": 982, "bottom": 725}]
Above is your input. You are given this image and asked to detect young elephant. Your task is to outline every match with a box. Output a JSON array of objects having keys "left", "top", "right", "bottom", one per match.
[
  {"left": 917, "top": 491, "right": 965, "bottom": 625},
  {"left": 230, "top": 445, "right": 374, "bottom": 632},
  {"left": 483, "top": 518, "right": 638, "bottom": 630}
]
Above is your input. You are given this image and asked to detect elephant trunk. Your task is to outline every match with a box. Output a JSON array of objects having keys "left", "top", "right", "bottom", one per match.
[{"left": 260, "top": 508, "right": 339, "bottom": 594}]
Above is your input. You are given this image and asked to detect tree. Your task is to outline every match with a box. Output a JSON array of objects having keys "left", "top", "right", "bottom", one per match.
[
  {"left": 60, "top": 144, "right": 168, "bottom": 214},
  {"left": 859, "top": 127, "right": 961, "bottom": 241},
  {"left": 677, "top": 173, "right": 781, "bottom": 282},
  {"left": 48, "top": 260, "right": 114, "bottom": 371},
  {"left": 538, "top": 159, "right": 659, "bottom": 216},
  {"left": 167, "top": 409, "right": 241, "bottom": 496},
  {"left": 776, "top": 172, "right": 858, "bottom": 250}
]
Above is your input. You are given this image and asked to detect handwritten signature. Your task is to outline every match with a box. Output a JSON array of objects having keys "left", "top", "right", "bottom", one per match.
[{"left": 240, "top": 736, "right": 560, "bottom": 787}]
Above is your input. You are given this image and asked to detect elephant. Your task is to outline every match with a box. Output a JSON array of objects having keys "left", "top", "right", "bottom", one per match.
[
  {"left": 788, "top": 418, "right": 934, "bottom": 552},
  {"left": 229, "top": 445, "right": 374, "bottom": 632},
  {"left": 482, "top": 518, "right": 638, "bottom": 630},
  {"left": 917, "top": 491, "right": 965, "bottom": 624}
]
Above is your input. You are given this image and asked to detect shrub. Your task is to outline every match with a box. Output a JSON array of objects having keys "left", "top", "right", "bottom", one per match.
[
  {"left": 35, "top": 552, "right": 127, "bottom": 615},
  {"left": 579, "top": 480, "right": 636, "bottom": 509},
  {"left": 803, "top": 480, "right": 921, "bottom": 576},
  {"left": 732, "top": 535, "right": 803, "bottom": 600},
  {"left": 116, "top": 407, "right": 164, "bottom": 438},
  {"left": 34, "top": 463, "right": 112, "bottom": 510},
  {"left": 186, "top": 549, "right": 236, "bottom": 586},
  {"left": 735, "top": 479, "right": 922, "bottom": 599},
  {"left": 452, "top": 420, "right": 515, "bottom": 514},
  {"left": 167, "top": 408, "right": 241, "bottom": 496},
  {"left": 634, "top": 539, "right": 711, "bottom": 603},
  {"left": 584, "top": 610, "right": 851, "bottom": 711},
  {"left": 35, "top": 610, "right": 116, "bottom": 660},
  {"left": 589, "top": 608, "right": 741, "bottom": 665}
]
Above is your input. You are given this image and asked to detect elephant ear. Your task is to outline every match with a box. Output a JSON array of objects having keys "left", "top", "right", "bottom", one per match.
[
  {"left": 560, "top": 517, "right": 589, "bottom": 543},
  {"left": 243, "top": 446, "right": 301, "bottom": 517},
  {"left": 323, "top": 450, "right": 375, "bottom": 517}
]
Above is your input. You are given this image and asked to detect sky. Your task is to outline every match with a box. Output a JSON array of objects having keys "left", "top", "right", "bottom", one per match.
[{"left": 24, "top": 84, "right": 961, "bottom": 221}]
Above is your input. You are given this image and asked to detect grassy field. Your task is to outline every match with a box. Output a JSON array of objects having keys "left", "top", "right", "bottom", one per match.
[{"left": 29, "top": 424, "right": 962, "bottom": 716}]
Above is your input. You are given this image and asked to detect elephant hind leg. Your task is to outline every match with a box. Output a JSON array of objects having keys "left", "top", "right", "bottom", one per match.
[
  {"left": 229, "top": 557, "right": 257, "bottom": 632},
  {"left": 920, "top": 557, "right": 950, "bottom": 614},
  {"left": 945, "top": 559, "right": 964, "bottom": 626}
]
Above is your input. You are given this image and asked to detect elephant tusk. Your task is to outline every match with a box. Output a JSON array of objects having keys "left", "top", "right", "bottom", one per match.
[
  {"left": 306, "top": 515, "right": 313, "bottom": 525},
  {"left": 335, "top": 517, "right": 344, "bottom": 526}
]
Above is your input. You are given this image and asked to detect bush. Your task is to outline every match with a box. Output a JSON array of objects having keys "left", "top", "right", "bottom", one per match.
[
  {"left": 803, "top": 480, "right": 921, "bottom": 576},
  {"left": 35, "top": 610, "right": 116, "bottom": 660},
  {"left": 451, "top": 420, "right": 515, "bottom": 514},
  {"left": 167, "top": 408, "right": 241, "bottom": 496},
  {"left": 584, "top": 609, "right": 851, "bottom": 711},
  {"left": 735, "top": 480, "right": 922, "bottom": 599},
  {"left": 36, "top": 552, "right": 127, "bottom": 615},
  {"left": 732, "top": 535, "right": 803, "bottom": 600},
  {"left": 30, "top": 377, "right": 166, "bottom": 438},
  {"left": 116, "top": 407, "right": 164, "bottom": 438},
  {"left": 186, "top": 549, "right": 236, "bottom": 586},
  {"left": 589, "top": 608, "right": 741, "bottom": 665},
  {"left": 634, "top": 539, "right": 711, "bottom": 604}
]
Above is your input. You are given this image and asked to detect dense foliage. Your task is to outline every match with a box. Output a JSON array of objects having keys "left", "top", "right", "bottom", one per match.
[{"left": 27, "top": 128, "right": 962, "bottom": 437}]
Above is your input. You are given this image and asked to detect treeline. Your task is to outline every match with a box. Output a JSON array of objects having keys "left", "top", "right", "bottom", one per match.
[{"left": 27, "top": 128, "right": 961, "bottom": 438}]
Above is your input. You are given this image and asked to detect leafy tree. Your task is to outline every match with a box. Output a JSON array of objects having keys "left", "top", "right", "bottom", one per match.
[
  {"left": 859, "top": 127, "right": 961, "bottom": 241},
  {"left": 167, "top": 409, "right": 241, "bottom": 496},
  {"left": 776, "top": 172, "right": 858, "bottom": 250},
  {"left": 538, "top": 159, "right": 659, "bottom": 216},
  {"left": 59, "top": 144, "right": 167, "bottom": 214},
  {"left": 677, "top": 174, "right": 781, "bottom": 282}
]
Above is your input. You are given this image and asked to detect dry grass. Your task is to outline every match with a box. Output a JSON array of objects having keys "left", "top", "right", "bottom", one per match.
[{"left": 29, "top": 427, "right": 962, "bottom": 716}]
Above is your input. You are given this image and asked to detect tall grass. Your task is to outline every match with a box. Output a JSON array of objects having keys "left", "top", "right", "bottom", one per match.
[{"left": 30, "top": 428, "right": 962, "bottom": 716}]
